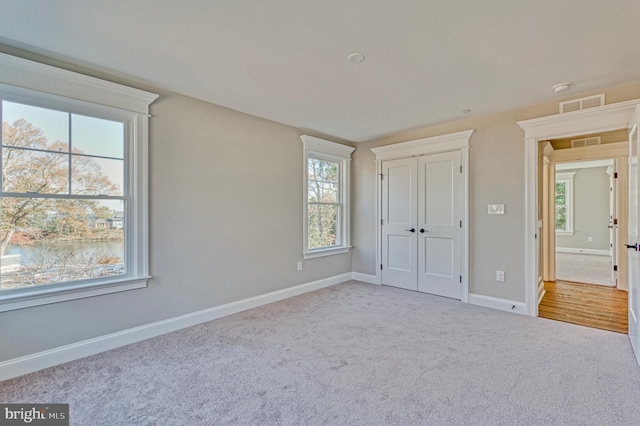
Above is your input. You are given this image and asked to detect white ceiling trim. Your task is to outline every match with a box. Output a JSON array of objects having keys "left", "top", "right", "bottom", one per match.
[
  {"left": 371, "top": 130, "right": 474, "bottom": 160},
  {"left": 0, "top": 52, "right": 158, "bottom": 113},
  {"left": 518, "top": 99, "right": 640, "bottom": 140}
]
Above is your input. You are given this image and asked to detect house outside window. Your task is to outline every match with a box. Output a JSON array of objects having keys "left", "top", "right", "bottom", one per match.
[
  {"left": 0, "top": 53, "right": 157, "bottom": 312},
  {"left": 301, "top": 135, "right": 354, "bottom": 259},
  {"left": 555, "top": 171, "right": 575, "bottom": 235}
]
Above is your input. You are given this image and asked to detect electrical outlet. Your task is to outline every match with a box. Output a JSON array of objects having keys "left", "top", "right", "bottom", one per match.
[
  {"left": 588, "top": 236, "right": 594, "bottom": 243},
  {"left": 496, "top": 270, "right": 505, "bottom": 282},
  {"left": 297, "top": 261, "right": 303, "bottom": 271}
]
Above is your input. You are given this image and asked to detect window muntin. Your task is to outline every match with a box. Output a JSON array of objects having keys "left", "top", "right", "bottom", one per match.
[{"left": 1, "top": 100, "right": 128, "bottom": 291}]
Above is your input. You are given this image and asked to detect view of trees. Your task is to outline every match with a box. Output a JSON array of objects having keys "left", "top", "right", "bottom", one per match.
[
  {"left": 307, "top": 158, "right": 339, "bottom": 249},
  {"left": 555, "top": 181, "right": 567, "bottom": 230},
  {"left": 1, "top": 117, "right": 124, "bottom": 288}
]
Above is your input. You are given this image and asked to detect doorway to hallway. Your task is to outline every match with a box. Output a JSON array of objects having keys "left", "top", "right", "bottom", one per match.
[{"left": 540, "top": 133, "right": 628, "bottom": 332}]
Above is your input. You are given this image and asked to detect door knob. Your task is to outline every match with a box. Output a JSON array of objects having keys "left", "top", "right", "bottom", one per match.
[
  {"left": 420, "top": 228, "right": 426, "bottom": 233},
  {"left": 626, "top": 243, "right": 638, "bottom": 250},
  {"left": 405, "top": 228, "right": 415, "bottom": 233}
]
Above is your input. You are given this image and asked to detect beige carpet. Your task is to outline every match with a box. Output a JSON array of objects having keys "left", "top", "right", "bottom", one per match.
[
  {"left": 1, "top": 281, "right": 640, "bottom": 425},
  {"left": 556, "top": 252, "right": 613, "bottom": 286}
]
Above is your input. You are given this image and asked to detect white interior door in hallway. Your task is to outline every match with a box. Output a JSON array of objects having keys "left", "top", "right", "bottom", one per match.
[
  {"left": 381, "top": 151, "right": 462, "bottom": 299},
  {"left": 628, "top": 104, "right": 640, "bottom": 364}
]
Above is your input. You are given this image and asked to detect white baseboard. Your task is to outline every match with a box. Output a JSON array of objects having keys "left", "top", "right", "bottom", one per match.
[
  {"left": 0, "top": 272, "right": 352, "bottom": 382},
  {"left": 351, "top": 272, "right": 379, "bottom": 284},
  {"left": 556, "top": 247, "right": 610, "bottom": 256},
  {"left": 468, "top": 293, "right": 527, "bottom": 315}
]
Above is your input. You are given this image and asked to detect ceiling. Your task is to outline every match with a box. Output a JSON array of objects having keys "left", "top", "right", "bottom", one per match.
[{"left": 1, "top": 0, "right": 639, "bottom": 142}]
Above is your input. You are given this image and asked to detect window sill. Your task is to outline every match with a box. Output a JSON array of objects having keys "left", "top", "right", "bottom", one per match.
[
  {"left": 303, "top": 246, "right": 352, "bottom": 259},
  {"left": 555, "top": 231, "right": 574, "bottom": 236},
  {"left": 0, "top": 275, "right": 150, "bottom": 313}
]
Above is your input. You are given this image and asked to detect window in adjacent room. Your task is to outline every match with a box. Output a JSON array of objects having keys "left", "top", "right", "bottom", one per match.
[{"left": 555, "top": 171, "right": 575, "bottom": 235}]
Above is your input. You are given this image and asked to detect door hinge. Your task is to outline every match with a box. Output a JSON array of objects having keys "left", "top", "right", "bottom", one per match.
[
  {"left": 380, "top": 174, "right": 384, "bottom": 180},
  {"left": 460, "top": 220, "right": 462, "bottom": 228},
  {"left": 614, "top": 172, "right": 618, "bottom": 178},
  {"left": 460, "top": 165, "right": 463, "bottom": 173},
  {"left": 459, "top": 275, "right": 462, "bottom": 283},
  {"left": 381, "top": 219, "right": 383, "bottom": 225},
  {"left": 380, "top": 264, "right": 383, "bottom": 270},
  {"left": 614, "top": 265, "right": 618, "bottom": 271}
]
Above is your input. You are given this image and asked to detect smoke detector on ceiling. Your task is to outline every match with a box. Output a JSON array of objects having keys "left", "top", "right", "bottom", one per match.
[
  {"left": 347, "top": 53, "right": 365, "bottom": 64},
  {"left": 553, "top": 82, "right": 571, "bottom": 93}
]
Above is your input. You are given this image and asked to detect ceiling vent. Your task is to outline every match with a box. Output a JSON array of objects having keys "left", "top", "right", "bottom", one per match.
[
  {"left": 560, "top": 94, "right": 605, "bottom": 113},
  {"left": 571, "top": 136, "right": 601, "bottom": 148}
]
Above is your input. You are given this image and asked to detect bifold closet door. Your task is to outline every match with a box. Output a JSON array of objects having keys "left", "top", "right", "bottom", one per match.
[{"left": 417, "top": 151, "right": 462, "bottom": 299}]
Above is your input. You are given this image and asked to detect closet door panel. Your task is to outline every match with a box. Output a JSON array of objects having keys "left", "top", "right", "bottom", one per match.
[
  {"left": 418, "top": 151, "right": 462, "bottom": 299},
  {"left": 381, "top": 158, "right": 418, "bottom": 290}
]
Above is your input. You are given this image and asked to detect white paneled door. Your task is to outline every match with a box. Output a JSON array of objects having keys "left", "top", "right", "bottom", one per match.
[
  {"left": 417, "top": 152, "right": 462, "bottom": 299},
  {"left": 381, "top": 158, "right": 418, "bottom": 290},
  {"left": 628, "top": 105, "right": 640, "bottom": 364},
  {"left": 382, "top": 151, "right": 462, "bottom": 299}
]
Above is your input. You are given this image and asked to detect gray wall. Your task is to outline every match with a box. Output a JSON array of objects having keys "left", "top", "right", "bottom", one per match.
[
  {"left": 352, "top": 82, "right": 640, "bottom": 303},
  {"left": 3, "top": 44, "right": 640, "bottom": 363},
  {"left": 556, "top": 166, "right": 610, "bottom": 251},
  {"left": 0, "top": 51, "right": 352, "bottom": 362}
]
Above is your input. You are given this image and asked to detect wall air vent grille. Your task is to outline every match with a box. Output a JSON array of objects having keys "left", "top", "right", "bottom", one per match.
[
  {"left": 560, "top": 94, "right": 605, "bottom": 113},
  {"left": 570, "top": 136, "right": 601, "bottom": 148}
]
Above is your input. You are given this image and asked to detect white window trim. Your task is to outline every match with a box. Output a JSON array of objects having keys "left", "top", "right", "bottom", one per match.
[
  {"left": 301, "top": 135, "right": 355, "bottom": 259},
  {"left": 555, "top": 171, "right": 576, "bottom": 236},
  {"left": 0, "top": 53, "right": 157, "bottom": 312}
]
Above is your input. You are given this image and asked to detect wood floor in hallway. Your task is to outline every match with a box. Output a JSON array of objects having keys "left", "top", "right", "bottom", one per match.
[{"left": 539, "top": 280, "right": 628, "bottom": 334}]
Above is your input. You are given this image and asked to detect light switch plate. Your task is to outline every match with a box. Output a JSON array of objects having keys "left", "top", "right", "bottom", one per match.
[{"left": 488, "top": 204, "right": 505, "bottom": 215}]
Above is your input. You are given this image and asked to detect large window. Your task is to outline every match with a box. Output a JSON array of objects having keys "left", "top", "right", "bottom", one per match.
[
  {"left": 555, "top": 171, "right": 575, "bottom": 235},
  {"left": 0, "top": 53, "right": 157, "bottom": 311},
  {"left": 301, "top": 135, "right": 354, "bottom": 259}
]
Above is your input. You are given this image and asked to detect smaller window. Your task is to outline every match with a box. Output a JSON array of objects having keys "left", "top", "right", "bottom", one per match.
[
  {"left": 555, "top": 171, "right": 575, "bottom": 235},
  {"left": 301, "top": 135, "right": 354, "bottom": 259}
]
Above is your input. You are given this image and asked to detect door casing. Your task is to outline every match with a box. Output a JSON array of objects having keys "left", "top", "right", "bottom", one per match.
[{"left": 519, "top": 99, "right": 640, "bottom": 317}]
